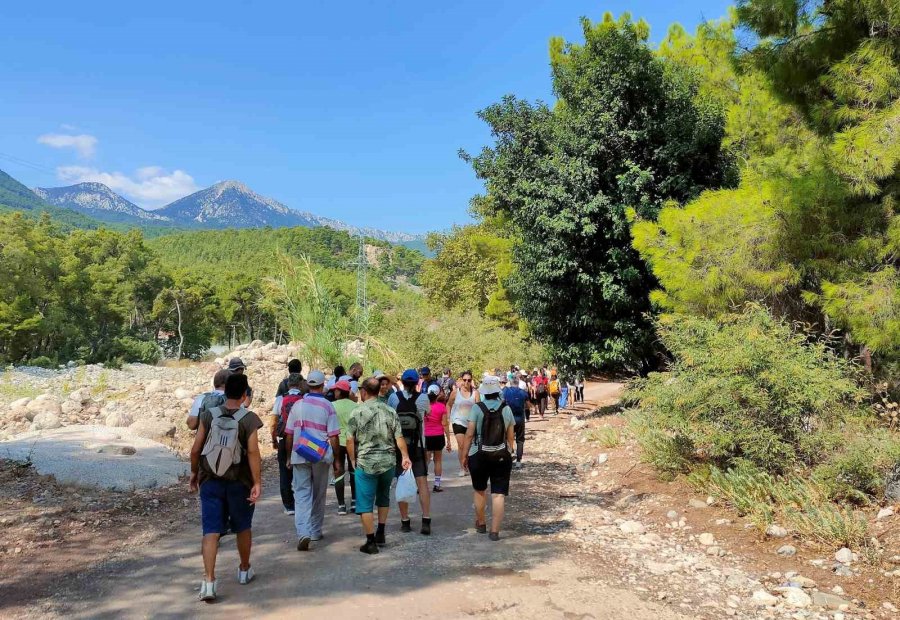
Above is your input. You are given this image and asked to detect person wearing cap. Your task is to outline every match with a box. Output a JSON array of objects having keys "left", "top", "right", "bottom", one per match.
[
  {"left": 418, "top": 366, "right": 438, "bottom": 394},
  {"left": 387, "top": 369, "right": 433, "bottom": 535},
  {"left": 227, "top": 358, "right": 253, "bottom": 407},
  {"left": 462, "top": 375, "right": 515, "bottom": 541},
  {"left": 331, "top": 379, "right": 357, "bottom": 514},
  {"left": 423, "top": 383, "right": 452, "bottom": 492},
  {"left": 283, "top": 369, "right": 340, "bottom": 551}
]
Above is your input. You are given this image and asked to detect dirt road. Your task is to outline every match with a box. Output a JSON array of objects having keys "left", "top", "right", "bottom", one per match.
[{"left": 18, "top": 383, "right": 687, "bottom": 620}]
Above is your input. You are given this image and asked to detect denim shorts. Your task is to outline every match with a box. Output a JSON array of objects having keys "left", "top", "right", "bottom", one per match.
[
  {"left": 354, "top": 467, "right": 394, "bottom": 514},
  {"left": 200, "top": 478, "right": 255, "bottom": 535}
]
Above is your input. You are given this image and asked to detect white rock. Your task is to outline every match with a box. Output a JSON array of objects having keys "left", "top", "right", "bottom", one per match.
[
  {"left": 105, "top": 411, "right": 133, "bottom": 427},
  {"left": 778, "top": 545, "right": 797, "bottom": 557},
  {"left": 884, "top": 601, "right": 898, "bottom": 613},
  {"left": 30, "top": 412, "right": 61, "bottom": 431},
  {"left": 129, "top": 419, "right": 176, "bottom": 440},
  {"left": 688, "top": 499, "right": 708, "bottom": 509},
  {"left": 60, "top": 400, "right": 82, "bottom": 415},
  {"left": 834, "top": 547, "right": 853, "bottom": 564},
  {"left": 766, "top": 524, "right": 789, "bottom": 538},
  {"left": 596, "top": 453, "right": 609, "bottom": 465},
  {"left": 876, "top": 507, "right": 894, "bottom": 520},
  {"left": 752, "top": 590, "right": 779, "bottom": 606},
  {"left": 666, "top": 510, "right": 678, "bottom": 520},
  {"left": 10, "top": 397, "right": 32, "bottom": 409},
  {"left": 782, "top": 587, "right": 812, "bottom": 608},
  {"left": 698, "top": 532, "right": 716, "bottom": 546},
  {"left": 173, "top": 388, "right": 193, "bottom": 400},
  {"left": 619, "top": 520, "right": 646, "bottom": 535},
  {"left": 646, "top": 561, "right": 677, "bottom": 575},
  {"left": 144, "top": 380, "right": 166, "bottom": 395},
  {"left": 68, "top": 388, "right": 91, "bottom": 403}
]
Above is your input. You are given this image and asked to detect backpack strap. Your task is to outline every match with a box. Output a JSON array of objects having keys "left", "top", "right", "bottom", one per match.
[
  {"left": 210, "top": 406, "right": 225, "bottom": 419},
  {"left": 233, "top": 406, "right": 249, "bottom": 423}
]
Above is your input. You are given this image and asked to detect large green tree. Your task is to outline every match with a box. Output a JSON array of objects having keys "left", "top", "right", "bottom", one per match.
[{"left": 465, "top": 13, "right": 735, "bottom": 372}]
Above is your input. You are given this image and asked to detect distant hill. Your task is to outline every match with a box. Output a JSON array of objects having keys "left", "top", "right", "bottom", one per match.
[
  {"left": 34, "top": 182, "right": 173, "bottom": 225},
  {"left": 0, "top": 169, "right": 102, "bottom": 229}
]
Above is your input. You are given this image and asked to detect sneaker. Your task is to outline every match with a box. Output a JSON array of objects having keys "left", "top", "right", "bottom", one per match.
[
  {"left": 283, "top": 507, "right": 295, "bottom": 515},
  {"left": 514, "top": 462, "right": 523, "bottom": 470},
  {"left": 238, "top": 566, "right": 255, "bottom": 585},
  {"left": 311, "top": 533, "right": 323, "bottom": 541},
  {"left": 489, "top": 532, "right": 501, "bottom": 541},
  {"left": 400, "top": 520, "right": 412, "bottom": 533},
  {"left": 475, "top": 524, "right": 487, "bottom": 534},
  {"left": 359, "top": 540, "right": 380, "bottom": 554},
  {"left": 350, "top": 500, "right": 356, "bottom": 512},
  {"left": 337, "top": 504, "right": 347, "bottom": 515},
  {"left": 432, "top": 485, "right": 443, "bottom": 493},
  {"left": 458, "top": 470, "right": 467, "bottom": 477},
  {"left": 297, "top": 536, "right": 311, "bottom": 551},
  {"left": 421, "top": 520, "right": 431, "bottom": 536},
  {"left": 375, "top": 529, "right": 386, "bottom": 546},
  {"left": 198, "top": 579, "right": 217, "bottom": 602}
]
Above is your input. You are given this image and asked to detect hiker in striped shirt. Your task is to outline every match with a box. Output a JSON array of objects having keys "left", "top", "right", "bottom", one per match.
[{"left": 284, "top": 370, "right": 340, "bottom": 551}]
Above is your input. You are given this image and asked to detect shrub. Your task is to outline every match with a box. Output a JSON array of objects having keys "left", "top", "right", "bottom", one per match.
[
  {"left": 626, "top": 306, "right": 864, "bottom": 473},
  {"left": 586, "top": 427, "right": 621, "bottom": 448},
  {"left": 813, "top": 431, "right": 900, "bottom": 504},
  {"left": 112, "top": 337, "right": 161, "bottom": 365},
  {"left": 26, "top": 356, "right": 56, "bottom": 369}
]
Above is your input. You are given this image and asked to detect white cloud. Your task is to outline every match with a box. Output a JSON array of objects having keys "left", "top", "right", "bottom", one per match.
[
  {"left": 57, "top": 165, "right": 198, "bottom": 208},
  {"left": 37, "top": 133, "right": 98, "bottom": 158}
]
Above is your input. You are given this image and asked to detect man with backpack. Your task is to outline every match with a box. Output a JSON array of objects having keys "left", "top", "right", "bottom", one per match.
[
  {"left": 387, "top": 368, "right": 433, "bottom": 535},
  {"left": 462, "top": 375, "right": 515, "bottom": 541},
  {"left": 271, "top": 372, "right": 305, "bottom": 515},
  {"left": 347, "top": 377, "right": 412, "bottom": 554},
  {"left": 284, "top": 370, "right": 340, "bottom": 551},
  {"left": 500, "top": 376, "right": 528, "bottom": 468},
  {"left": 189, "top": 373, "right": 263, "bottom": 602},
  {"left": 531, "top": 370, "right": 549, "bottom": 420},
  {"left": 548, "top": 373, "right": 561, "bottom": 414},
  {"left": 186, "top": 369, "right": 231, "bottom": 431}
]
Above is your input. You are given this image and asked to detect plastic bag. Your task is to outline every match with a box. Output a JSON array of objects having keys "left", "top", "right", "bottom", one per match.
[{"left": 395, "top": 467, "right": 418, "bottom": 503}]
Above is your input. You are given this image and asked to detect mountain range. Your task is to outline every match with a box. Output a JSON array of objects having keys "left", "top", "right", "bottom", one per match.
[{"left": 0, "top": 168, "right": 426, "bottom": 248}]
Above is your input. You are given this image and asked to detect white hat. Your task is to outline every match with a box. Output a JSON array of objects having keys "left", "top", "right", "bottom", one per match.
[
  {"left": 478, "top": 375, "right": 502, "bottom": 396},
  {"left": 427, "top": 384, "right": 440, "bottom": 396},
  {"left": 307, "top": 369, "right": 326, "bottom": 387}
]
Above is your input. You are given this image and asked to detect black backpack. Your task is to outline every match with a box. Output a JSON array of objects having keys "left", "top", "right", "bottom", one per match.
[
  {"left": 476, "top": 401, "right": 510, "bottom": 462},
  {"left": 395, "top": 391, "right": 421, "bottom": 448}
]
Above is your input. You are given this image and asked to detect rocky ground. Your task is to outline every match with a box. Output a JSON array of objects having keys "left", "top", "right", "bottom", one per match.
[{"left": 2, "top": 364, "right": 899, "bottom": 618}]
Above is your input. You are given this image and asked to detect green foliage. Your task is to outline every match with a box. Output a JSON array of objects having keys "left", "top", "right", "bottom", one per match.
[
  {"left": 421, "top": 225, "right": 517, "bottom": 326},
  {"left": 626, "top": 307, "right": 864, "bottom": 473},
  {"left": 26, "top": 356, "right": 55, "bottom": 369},
  {"left": 465, "top": 13, "right": 735, "bottom": 372},
  {"left": 812, "top": 431, "right": 900, "bottom": 504},
  {"left": 585, "top": 427, "right": 621, "bottom": 449}
]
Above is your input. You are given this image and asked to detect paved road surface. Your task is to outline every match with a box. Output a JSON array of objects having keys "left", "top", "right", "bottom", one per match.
[{"left": 30, "top": 383, "right": 685, "bottom": 620}]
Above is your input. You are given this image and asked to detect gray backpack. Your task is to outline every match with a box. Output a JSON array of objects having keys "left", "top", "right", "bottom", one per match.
[{"left": 201, "top": 406, "right": 249, "bottom": 477}]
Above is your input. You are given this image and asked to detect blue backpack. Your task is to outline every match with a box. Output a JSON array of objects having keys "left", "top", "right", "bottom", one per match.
[{"left": 502, "top": 387, "right": 527, "bottom": 419}]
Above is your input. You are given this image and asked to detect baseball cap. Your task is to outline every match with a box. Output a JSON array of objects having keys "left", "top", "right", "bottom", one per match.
[
  {"left": 333, "top": 379, "right": 352, "bottom": 393},
  {"left": 479, "top": 375, "right": 502, "bottom": 395},
  {"left": 307, "top": 370, "right": 326, "bottom": 387},
  {"left": 427, "top": 384, "right": 440, "bottom": 396},
  {"left": 419, "top": 366, "right": 431, "bottom": 375},
  {"left": 401, "top": 368, "right": 419, "bottom": 382},
  {"left": 227, "top": 358, "right": 246, "bottom": 371},
  {"left": 373, "top": 369, "right": 385, "bottom": 378}
]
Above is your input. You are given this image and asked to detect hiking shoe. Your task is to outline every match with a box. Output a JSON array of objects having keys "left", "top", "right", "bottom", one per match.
[
  {"left": 400, "top": 520, "right": 412, "bottom": 533},
  {"left": 297, "top": 536, "right": 311, "bottom": 551},
  {"left": 350, "top": 500, "right": 356, "bottom": 512},
  {"left": 489, "top": 532, "right": 500, "bottom": 541},
  {"left": 421, "top": 521, "right": 431, "bottom": 536},
  {"left": 198, "top": 579, "right": 217, "bottom": 602},
  {"left": 475, "top": 524, "right": 487, "bottom": 534},
  {"left": 311, "top": 533, "right": 323, "bottom": 541},
  {"left": 375, "top": 530, "right": 386, "bottom": 546},
  {"left": 283, "top": 507, "right": 295, "bottom": 515},
  {"left": 337, "top": 504, "right": 347, "bottom": 515},
  {"left": 359, "top": 540, "right": 380, "bottom": 554},
  {"left": 238, "top": 566, "right": 255, "bottom": 584},
  {"left": 432, "top": 485, "right": 443, "bottom": 493}
]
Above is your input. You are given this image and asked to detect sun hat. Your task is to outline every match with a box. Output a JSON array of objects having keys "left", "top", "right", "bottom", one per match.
[
  {"left": 401, "top": 368, "right": 419, "bottom": 382},
  {"left": 333, "top": 379, "right": 352, "bottom": 393},
  {"left": 479, "top": 375, "right": 502, "bottom": 396},
  {"left": 228, "top": 358, "right": 246, "bottom": 371},
  {"left": 427, "top": 384, "right": 440, "bottom": 396},
  {"left": 307, "top": 369, "right": 326, "bottom": 387}
]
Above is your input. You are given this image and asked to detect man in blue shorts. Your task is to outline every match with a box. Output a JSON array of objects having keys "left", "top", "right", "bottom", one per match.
[
  {"left": 347, "top": 377, "right": 411, "bottom": 553},
  {"left": 189, "top": 373, "right": 263, "bottom": 602}
]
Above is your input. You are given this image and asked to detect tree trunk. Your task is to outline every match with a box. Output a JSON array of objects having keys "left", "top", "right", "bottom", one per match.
[{"left": 175, "top": 297, "right": 184, "bottom": 361}]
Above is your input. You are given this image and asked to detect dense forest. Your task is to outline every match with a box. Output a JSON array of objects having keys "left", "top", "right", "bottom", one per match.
[{"left": 419, "top": 0, "right": 900, "bottom": 542}]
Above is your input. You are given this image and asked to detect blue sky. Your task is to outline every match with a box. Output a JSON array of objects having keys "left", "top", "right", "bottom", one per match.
[{"left": 0, "top": 0, "right": 732, "bottom": 233}]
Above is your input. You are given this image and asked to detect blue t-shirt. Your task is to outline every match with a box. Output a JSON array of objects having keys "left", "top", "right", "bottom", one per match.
[{"left": 501, "top": 386, "right": 528, "bottom": 419}]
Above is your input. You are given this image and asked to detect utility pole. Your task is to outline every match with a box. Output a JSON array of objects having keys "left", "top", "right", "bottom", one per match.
[{"left": 351, "top": 234, "right": 369, "bottom": 333}]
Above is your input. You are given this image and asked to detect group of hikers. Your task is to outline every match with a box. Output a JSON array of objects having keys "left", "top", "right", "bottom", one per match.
[{"left": 186, "top": 357, "right": 581, "bottom": 602}]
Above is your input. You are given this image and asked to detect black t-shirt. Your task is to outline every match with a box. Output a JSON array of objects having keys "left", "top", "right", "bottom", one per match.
[
  {"left": 276, "top": 374, "right": 304, "bottom": 397},
  {"left": 198, "top": 407, "right": 263, "bottom": 488}
]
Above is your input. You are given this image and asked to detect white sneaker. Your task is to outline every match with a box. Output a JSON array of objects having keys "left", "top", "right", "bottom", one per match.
[
  {"left": 458, "top": 470, "right": 467, "bottom": 477},
  {"left": 283, "top": 508, "right": 295, "bottom": 515},
  {"left": 238, "top": 566, "right": 255, "bottom": 585},
  {"left": 198, "top": 579, "right": 217, "bottom": 601}
]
